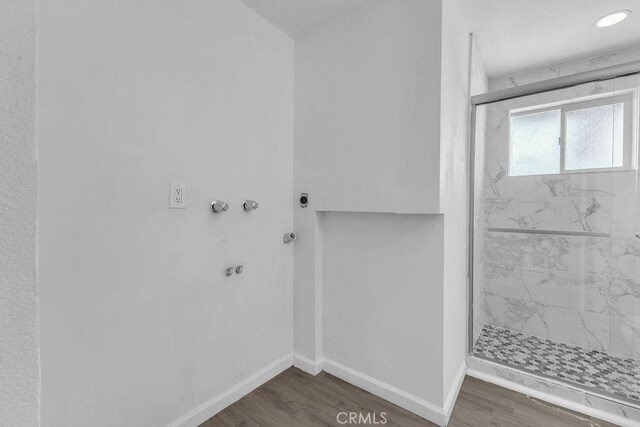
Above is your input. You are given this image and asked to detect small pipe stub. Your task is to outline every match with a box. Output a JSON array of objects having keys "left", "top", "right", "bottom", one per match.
[
  {"left": 211, "top": 200, "right": 229, "bottom": 213},
  {"left": 242, "top": 200, "right": 259, "bottom": 211},
  {"left": 283, "top": 232, "right": 296, "bottom": 244},
  {"left": 299, "top": 193, "right": 308, "bottom": 208}
]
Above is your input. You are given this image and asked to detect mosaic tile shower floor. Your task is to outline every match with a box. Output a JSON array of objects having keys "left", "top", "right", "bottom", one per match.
[{"left": 473, "top": 324, "right": 640, "bottom": 404}]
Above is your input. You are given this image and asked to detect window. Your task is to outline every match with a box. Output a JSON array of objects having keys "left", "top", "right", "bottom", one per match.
[{"left": 509, "top": 94, "right": 634, "bottom": 176}]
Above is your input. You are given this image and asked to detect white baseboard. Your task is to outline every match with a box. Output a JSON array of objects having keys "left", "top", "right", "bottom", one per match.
[
  {"left": 293, "top": 353, "right": 324, "bottom": 376},
  {"left": 167, "top": 353, "right": 293, "bottom": 427},
  {"left": 322, "top": 358, "right": 448, "bottom": 426},
  {"left": 467, "top": 368, "right": 637, "bottom": 427},
  {"left": 443, "top": 361, "right": 467, "bottom": 424}
]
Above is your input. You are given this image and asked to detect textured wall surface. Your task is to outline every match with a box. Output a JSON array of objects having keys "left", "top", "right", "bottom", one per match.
[
  {"left": 0, "top": 0, "right": 40, "bottom": 425},
  {"left": 38, "top": 0, "right": 293, "bottom": 425},
  {"left": 294, "top": 0, "right": 443, "bottom": 215}
]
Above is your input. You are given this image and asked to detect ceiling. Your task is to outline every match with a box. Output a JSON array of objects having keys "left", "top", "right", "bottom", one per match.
[
  {"left": 458, "top": 0, "right": 640, "bottom": 78},
  {"left": 238, "top": 0, "right": 373, "bottom": 38},
  {"left": 239, "top": 0, "right": 640, "bottom": 78}
]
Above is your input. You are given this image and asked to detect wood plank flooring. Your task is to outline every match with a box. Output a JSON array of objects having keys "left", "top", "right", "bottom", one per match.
[
  {"left": 201, "top": 367, "right": 616, "bottom": 426},
  {"left": 449, "top": 376, "right": 615, "bottom": 427}
]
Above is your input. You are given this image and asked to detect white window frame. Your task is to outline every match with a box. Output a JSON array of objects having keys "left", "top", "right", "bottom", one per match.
[{"left": 508, "top": 92, "right": 636, "bottom": 176}]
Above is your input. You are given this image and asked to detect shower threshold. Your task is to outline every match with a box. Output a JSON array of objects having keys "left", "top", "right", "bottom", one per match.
[{"left": 473, "top": 324, "right": 640, "bottom": 406}]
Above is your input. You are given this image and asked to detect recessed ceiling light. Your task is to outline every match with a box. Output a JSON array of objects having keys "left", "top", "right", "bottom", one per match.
[{"left": 595, "top": 10, "right": 631, "bottom": 27}]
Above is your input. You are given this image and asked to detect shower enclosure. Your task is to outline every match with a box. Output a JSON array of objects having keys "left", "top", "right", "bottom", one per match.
[{"left": 469, "top": 69, "right": 640, "bottom": 405}]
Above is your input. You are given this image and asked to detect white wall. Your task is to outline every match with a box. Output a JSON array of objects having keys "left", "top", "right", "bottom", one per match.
[
  {"left": 322, "top": 213, "right": 444, "bottom": 404},
  {"left": 292, "top": 211, "right": 323, "bottom": 362},
  {"left": 29, "top": 0, "right": 478, "bottom": 424},
  {"left": 0, "top": 0, "right": 40, "bottom": 425},
  {"left": 294, "top": 0, "right": 443, "bottom": 215},
  {"left": 38, "top": 1, "right": 293, "bottom": 425},
  {"left": 440, "top": 0, "right": 472, "bottom": 403},
  {"left": 294, "top": 0, "right": 474, "bottom": 423},
  {"left": 293, "top": 0, "right": 444, "bottom": 366}
]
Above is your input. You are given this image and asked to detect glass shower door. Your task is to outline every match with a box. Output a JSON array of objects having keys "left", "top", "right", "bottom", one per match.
[{"left": 471, "top": 73, "right": 640, "bottom": 405}]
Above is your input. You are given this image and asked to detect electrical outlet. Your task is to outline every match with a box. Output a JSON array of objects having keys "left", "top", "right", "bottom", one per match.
[{"left": 169, "top": 182, "right": 186, "bottom": 209}]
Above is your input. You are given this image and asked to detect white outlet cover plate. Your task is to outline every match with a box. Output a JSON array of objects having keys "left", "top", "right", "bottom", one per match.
[{"left": 169, "top": 182, "right": 186, "bottom": 209}]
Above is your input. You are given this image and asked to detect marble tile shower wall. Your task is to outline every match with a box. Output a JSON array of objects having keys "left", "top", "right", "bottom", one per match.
[
  {"left": 479, "top": 100, "right": 640, "bottom": 360},
  {"left": 489, "top": 46, "right": 640, "bottom": 91},
  {"left": 473, "top": 104, "right": 488, "bottom": 343}
]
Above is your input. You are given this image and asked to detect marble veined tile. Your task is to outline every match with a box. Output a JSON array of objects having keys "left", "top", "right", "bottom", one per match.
[
  {"left": 483, "top": 168, "right": 573, "bottom": 200},
  {"left": 634, "top": 298, "right": 640, "bottom": 360},
  {"left": 610, "top": 197, "right": 637, "bottom": 236},
  {"left": 524, "top": 269, "right": 596, "bottom": 310},
  {"left": 483, "top": 231, "right": 620, "bottom": 275},
  {"left": 610, "top": 315, "right": 640, "bottom": 360},
  {"left": 485, "top": 102, "right": 509, "bottom": 128},
  {"left": 542, "top": 305, "right": 609, "bottom": 351},
  {"left": 483, "top": 196, "right": 614, "bottom": 233},
  {"left": 570, "top": 171, "right": 637, "bottom": 198},
  {"left": 483, "top": 232, "right": 639, "bottom": 280},
  {"left": 482, "top": 258, "right": 637, "bottom": 315},
  {"left": 483, "top": 293, "right": 610, "bottom": 352},
  {"left": 583, "top": 394, "right": 640, "bottom": 424},
  {"left": 482, "top": 170, "right": 636, "bottom": 201},
  {"left": 607, "top": 277, "right": 639, "bottom": 318},
  {"left": 483, "top": 264, "right": 531, "bottom": 302},
  {"left": 565, "top": 236, "right": 609, "bottom": 275},
  {"left": 489, "top": 49, "right": 640, "bottom": 92},
  {"left": 485, "top": 231, "right": 574, "bottom": 272},
  {"left": 572, "top": 274, "right": 609, "bottom": 315},
  {"left": 473, "top": 300, "right": 485, "bottom": 343},
  {"left": 483, "top": 293, "right": 540, "bottom": 332},
  {"left": 608, "top": 236, "right": 640, "bottom": 280}
]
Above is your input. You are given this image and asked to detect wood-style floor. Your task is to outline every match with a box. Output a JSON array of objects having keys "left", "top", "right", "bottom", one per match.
[{"left": 201, "top": 367, "right": 616, "bottom": 426}]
